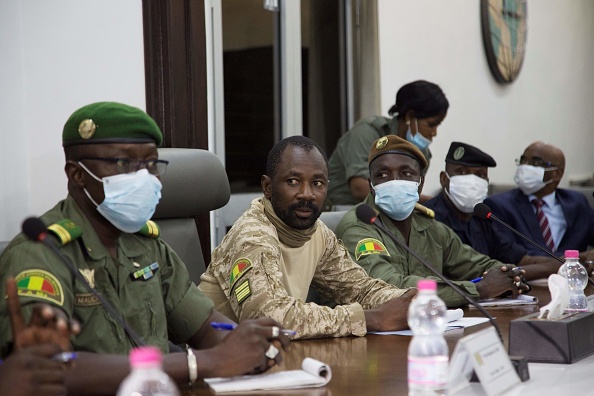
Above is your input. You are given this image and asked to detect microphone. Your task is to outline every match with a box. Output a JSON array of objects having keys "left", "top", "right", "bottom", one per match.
[
  {"left": 355, "top": 204, "right": 503, "bottom": 340},
  {"left": 473, "top": 203, "right": 594, "bottom": 287},
  {"left": 22, "top": 217, "right": 145, "bottom": 347}
]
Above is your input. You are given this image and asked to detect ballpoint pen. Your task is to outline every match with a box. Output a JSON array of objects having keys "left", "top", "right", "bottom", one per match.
[{"left": 210, "top": 322, "right": 297, "bottom": 336}]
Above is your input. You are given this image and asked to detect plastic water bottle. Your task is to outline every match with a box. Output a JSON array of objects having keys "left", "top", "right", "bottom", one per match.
[
  {"left": 558, "top": 250, "right": 588, "bottom": 311},
  {"left": 117, "top": 346, "right": 180, "bottom": 396},
  {"left": 407, "top": 279, "right": 448, "bottom": 396}
]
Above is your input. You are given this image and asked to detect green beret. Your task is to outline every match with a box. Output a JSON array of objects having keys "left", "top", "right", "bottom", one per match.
[
  {"left": 62, "top": 102, "right": 163, "bottom": 147},
  {"left": 446, "top": 141, "right": 496, "bottom": 167},
  {"left": 368, "top": 135, "right": 428, "bottom": 172}
]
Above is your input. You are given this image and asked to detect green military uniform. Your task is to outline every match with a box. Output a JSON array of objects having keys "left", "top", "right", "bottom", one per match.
[
  {"left": 335, "top": 195, "right": 504, "bottom": 308},
  {"left": 0, "top": 195, "right": 214, "bottom": 356},
  {"left": 327, "top": 116, "right": 432, "bottom": 206},
  {"left": 199, "top": 198, "right": 409, "bottom": 339}
]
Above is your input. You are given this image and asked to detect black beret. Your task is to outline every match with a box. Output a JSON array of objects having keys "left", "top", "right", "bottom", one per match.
[{"left": 445, "top": 142, "right": 496, "bottom": 167}]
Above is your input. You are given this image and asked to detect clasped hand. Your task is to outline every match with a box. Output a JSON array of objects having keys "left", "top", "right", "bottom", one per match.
[{"left": 476, "top": 265, "right": 529, "bottom": 299}]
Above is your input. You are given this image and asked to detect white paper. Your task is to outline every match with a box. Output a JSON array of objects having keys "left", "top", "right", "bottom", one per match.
[
  {"left": 369, "top": 309, "right": 489, "bottom": 336},
  {"left": 475, "top": 293, "right": 538, "bottom": 307},
  {"left": 204, "top": 358, "right": 331, "bottom": 393}
]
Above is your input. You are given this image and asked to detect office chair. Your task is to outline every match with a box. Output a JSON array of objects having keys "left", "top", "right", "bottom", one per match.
[{"left": 152, "top": 148, "right": 230, "bottom": 285}]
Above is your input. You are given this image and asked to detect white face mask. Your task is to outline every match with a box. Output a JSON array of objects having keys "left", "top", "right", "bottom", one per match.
[
  {"left": 514, "top": 164, "right": 555, "bottom": 196},
  {"left": 79, "top": 163, "right": 162, "bottom": 233},
  {"left": 444, "top": 173, "right": 489, "bottom": 214}
]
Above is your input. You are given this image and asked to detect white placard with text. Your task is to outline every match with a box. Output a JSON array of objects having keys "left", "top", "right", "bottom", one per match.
[{"left": 449, "top": 327, "right": 520, "bottom": 395}]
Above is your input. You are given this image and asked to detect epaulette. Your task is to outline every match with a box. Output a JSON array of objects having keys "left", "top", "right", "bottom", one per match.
[
  {"left": 47, "top": 219, "right": 82, "bottom": 246},
  {"left": 137, "top": 220, "right": 160, "bottom": 238},
  {"left": 414, "top": 203, "right": 435, "bottom": 219}
]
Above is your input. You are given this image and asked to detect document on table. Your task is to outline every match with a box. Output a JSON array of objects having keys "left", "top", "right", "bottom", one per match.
[
  {"left": 204, "top": 358, "right": 331, "bottom": 393},
  {"left": 369, "top": 309, "right": 490, "bottom": 336},
  {"left": 475, "top": 294, "right": 538, "bottom": 307}
]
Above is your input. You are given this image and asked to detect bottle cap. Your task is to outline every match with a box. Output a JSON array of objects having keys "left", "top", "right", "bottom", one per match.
[
  {"left": 417, "top": 279, "right": 437, "bottom": 291},
  {"left": 129, "top": 346, "right": 162, "bottom": 368},
  {"left": 564, "top": 250, "right": 579, "bottom": 259}
]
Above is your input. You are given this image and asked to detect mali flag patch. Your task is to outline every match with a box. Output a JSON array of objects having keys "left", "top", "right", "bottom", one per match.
[
  {"left": 355, "top": 238, "right": 390, "bottom": 261},
  {"left": 15, "top": 269, "right": 64, "bottom": 306},
  {"left": 229, "top": 258, "right": 252, "bottom": 290}
]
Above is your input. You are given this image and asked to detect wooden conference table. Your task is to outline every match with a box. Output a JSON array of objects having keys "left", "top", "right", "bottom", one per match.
[{"left": 181, "top": 284, "right": 592, "bottom": 396}]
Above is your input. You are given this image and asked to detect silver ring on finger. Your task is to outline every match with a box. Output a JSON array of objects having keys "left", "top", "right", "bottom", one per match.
[
  {"left": 271, "top": 326, "right": 280, "bottom": 338},
  {"left": 265, "top": 344, "right": 279, "bottom": 360},
  {"left": 515, "top": 281, "right": 521, "bottom": 288}
]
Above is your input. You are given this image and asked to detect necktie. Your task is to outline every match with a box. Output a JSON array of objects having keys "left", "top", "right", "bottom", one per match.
[{"left": 532, "top": 198, "right": 555, "bottom": 252}]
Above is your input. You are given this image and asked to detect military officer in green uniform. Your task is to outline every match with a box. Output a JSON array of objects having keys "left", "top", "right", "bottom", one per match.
[
  {"left": 336, "top": 135, "right": 530, "bottom": 308},
  {"left": 0, "top": 102, "right": 289, "bottom": 394},
  {"left": 327, "top": 80, "right": 449, "bottom": 207}
]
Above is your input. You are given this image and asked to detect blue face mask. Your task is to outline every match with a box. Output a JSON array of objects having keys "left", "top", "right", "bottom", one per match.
[
  {"left": 79, "top": 163, "right": 162, "bottom": 233},
  {"left": 373, "top": 179, "right": 420, "bottom": 221},
  {"left": 405, "top": 119, "right": 431, "bottom": 151}
]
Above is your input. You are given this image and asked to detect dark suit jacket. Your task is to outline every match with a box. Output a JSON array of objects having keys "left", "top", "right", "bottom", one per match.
[{"left": 484, "top": 188, "right": 594, "bottom": 256}]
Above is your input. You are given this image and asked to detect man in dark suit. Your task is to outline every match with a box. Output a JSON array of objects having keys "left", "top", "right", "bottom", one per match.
[{"left": 485, "top": 141, "right": 594, "bottom": 263}]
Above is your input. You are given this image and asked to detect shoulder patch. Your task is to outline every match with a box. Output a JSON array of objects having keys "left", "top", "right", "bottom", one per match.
[
  {"left": 229, "top": 258, "right": 252, "bottom": 290},
  {"left": 15, "top": 269, "right": 64, "bottom": 306},
  {"left": 47, "top": 219, "right": 81, "bottom": 246},
  {"left": 137, "top": 220, "right": 160, "bottom": 238},
  {"left": 414, "top": 203, "right": 435, "bottom": 219},
  {"left": 234, "top": 279, "right": 252, "bottom": 305},
  {"left": 355, "top": 238, "right": 390, "bottom": 260}
]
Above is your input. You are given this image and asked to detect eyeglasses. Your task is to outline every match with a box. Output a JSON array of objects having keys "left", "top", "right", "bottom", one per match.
[
  {"left": 515, "top": 156, "right": 557, "bottom": 169},
  {"left": 79, "top": 157, "right": 169, "bottom": 176}
]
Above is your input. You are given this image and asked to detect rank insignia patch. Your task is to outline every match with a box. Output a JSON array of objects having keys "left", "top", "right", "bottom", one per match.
[
  {"left": 131, "top": 262, "right": 159, "bottom": 281},
  {"left": 355, "top": 238, "right": 390, "bottom": 260},
  {"left": 229, "top": 258, "right": 252, "bottom": 290},
  {"left": 234, "top": 279, "right": 252, "bottom": 305},
  {"left": 15, "top": 269, "right": 64, "bottom": 306}
]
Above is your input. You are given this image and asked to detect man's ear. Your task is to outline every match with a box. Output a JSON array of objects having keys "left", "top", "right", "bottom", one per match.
[
  {"left": 418, "top": 175, "right": 425, "bottom": 194},
  {"left": 368, "top": 178, "right": 374, "bottom": 196},
  {"left": 261, "top": 175, "right": 272, "bottom": 199},
  {"left": 439, "top": 171, "right": 448, "bottom": 189},
  {"left": 65, "top": 161, "right": 85, "bottom": 187}
]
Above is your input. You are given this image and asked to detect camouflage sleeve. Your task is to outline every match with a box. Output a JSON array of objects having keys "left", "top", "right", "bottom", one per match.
[
  {"left": 207, "top": 218, "right": 372, "bottom": 339},
  {"left": 310, "top": 224, "right": 410, "bottom": 310}
]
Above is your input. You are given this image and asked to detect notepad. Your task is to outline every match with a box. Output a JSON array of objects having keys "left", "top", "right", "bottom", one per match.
[
  {"left": 204, "top": 358, "right": 331, "bottom": 393},
  {"left": 476, "top": 294, "right": 538, "bottom": 307},
  {"left": 369, "top": 309, "right": 489, "bottom": 336}
]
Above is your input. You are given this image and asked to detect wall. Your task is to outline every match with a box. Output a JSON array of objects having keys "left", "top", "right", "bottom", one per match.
[
  {"left": 378, "top": 0, "right": 594, "bottom": 196},
  {"left": 0, "top": 0, "right": 146, "bottom": 240}
]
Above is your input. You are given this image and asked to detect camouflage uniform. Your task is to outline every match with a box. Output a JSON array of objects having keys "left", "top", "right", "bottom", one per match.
[
  {"left": 199, "top": 198, "right": 409, "bottom": 339},
  {"left": 0, "top": 196, "right": 214, "bottom": 356},
  {"left": 327, "top": 116, "right": 432, "bottom": 206},
  {"left": 336, "top": 195, "right": 504, "bottom": 308}
]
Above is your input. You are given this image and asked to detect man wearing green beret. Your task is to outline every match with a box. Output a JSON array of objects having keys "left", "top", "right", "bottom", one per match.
[
  {"left": 336, "top": 135, "right": 531, "bottom": 308},
  {"left": 0, "top": 102, "right": 289, "bottom": 394}
]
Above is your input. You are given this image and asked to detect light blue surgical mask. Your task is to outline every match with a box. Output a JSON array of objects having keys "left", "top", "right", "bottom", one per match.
[
  {"left": 373, "top": 179, "right": 420, "bottom": 221},
  {"left": 405, "top": 119, "right": 431, "bottom": 151},
  {"left": 79, "top": 162, "right": 162, "bottom": 233}
]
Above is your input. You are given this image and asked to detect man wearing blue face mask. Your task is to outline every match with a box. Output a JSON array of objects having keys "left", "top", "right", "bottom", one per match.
[
  {"left": 425, "top": 142, "right": 562, "bottom": 279},
  {"left": 0, "top": 102, "right": 291, "bottom": 394},
  {"left": 327, "top": 80, "right": 449, "bottom": 207},
  {"left": 485, "top": 141, "right": 594, "bottom": 263},
  {"left": 336, "top": 135, "right": 530, "bottom": 308}
]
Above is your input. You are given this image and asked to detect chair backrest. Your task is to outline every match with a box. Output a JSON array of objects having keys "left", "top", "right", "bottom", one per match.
[
  {"left": 152, "top": 148, "right": 230, "bottom": 284},
  {"left": 318, "top": 211, "right": 347, "bottom": 233}
]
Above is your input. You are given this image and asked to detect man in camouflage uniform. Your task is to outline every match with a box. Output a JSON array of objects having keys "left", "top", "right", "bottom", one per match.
[
  {"left": 200, "top": 136, "right": 416, "bottom": 339},
  {"left": 336, "top": 135, "right": 529, "bottom": 308},
  {"left": 0, "top": 102, "right": 289, "bottom": 394}
]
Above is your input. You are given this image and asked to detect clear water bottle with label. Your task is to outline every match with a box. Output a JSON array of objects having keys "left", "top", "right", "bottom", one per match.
[
  {"left": 407, "top": 279, "right": 448, "bottom": 396},
  {"left": 117, "top": 346, "right": 180, "bottom": 396},
  {"left": 558, "top": 249, "right": 588, "bottom": 311}
]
